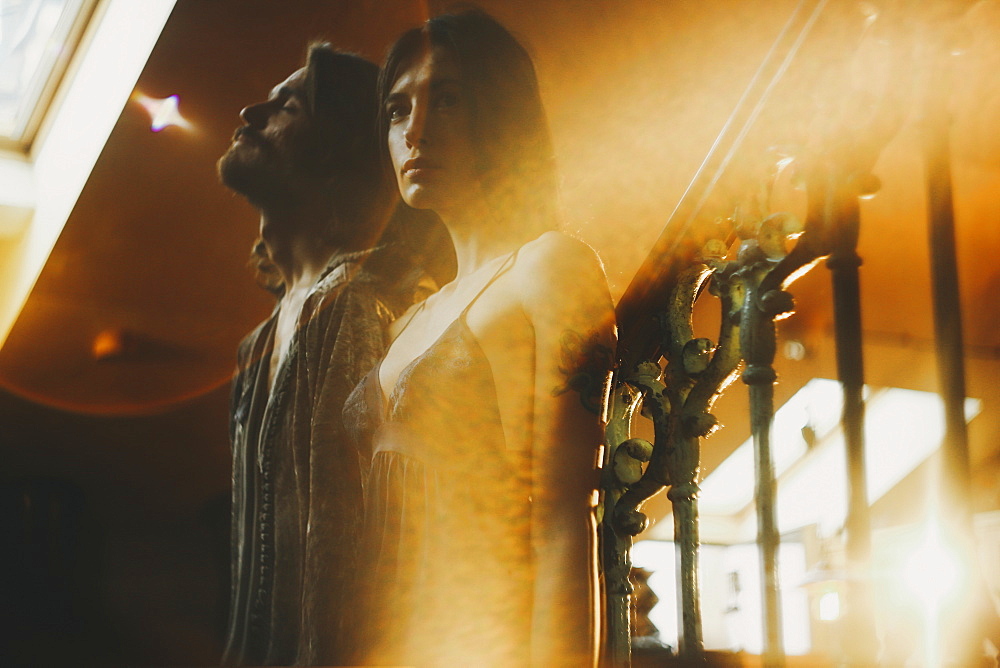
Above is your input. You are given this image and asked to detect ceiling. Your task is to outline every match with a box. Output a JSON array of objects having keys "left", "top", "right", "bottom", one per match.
[
  {"left": 0, "top": 0, "right": 997, "bottom": 515},
  {"left": 1, "top": 0, "right": 998, "bottom": 510},
  {"left": 0, "top": 0, "right": 997, "bottom": 660}
]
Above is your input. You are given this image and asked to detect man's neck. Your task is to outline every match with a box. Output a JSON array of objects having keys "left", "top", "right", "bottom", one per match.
[{"left": 258, "top": 199, "right": 359, "bottom": 295}]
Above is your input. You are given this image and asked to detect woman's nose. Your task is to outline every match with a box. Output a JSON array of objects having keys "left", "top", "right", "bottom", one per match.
[{"left": 403, "top": 105, "right": 427, "bottom": 148}]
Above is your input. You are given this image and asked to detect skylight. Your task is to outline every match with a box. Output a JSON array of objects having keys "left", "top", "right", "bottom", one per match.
[
  {"left": 0, "top": 0, "right": 92, "bottom": 148},
  {"left": 0, "top": 0, "right": 177, "bottom": 348}
]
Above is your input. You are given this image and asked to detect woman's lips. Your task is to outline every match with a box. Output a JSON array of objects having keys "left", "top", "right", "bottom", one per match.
[{"left": 402, "top": 157, "right": 442, "bottom": 179}]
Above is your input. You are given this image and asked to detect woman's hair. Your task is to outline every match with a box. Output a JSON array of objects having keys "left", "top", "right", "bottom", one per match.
[
  {"left": 306, "top": 43, "right": 462, "bottom": 288},
  {"left": 249, "top": 205, "right": 456, "bottom": 301},
  {"left": 366, "top": 203, "right": 458, "bottom": 302},
  {"left": 378, "top": 9, "right": 559, "bottom": 237}
]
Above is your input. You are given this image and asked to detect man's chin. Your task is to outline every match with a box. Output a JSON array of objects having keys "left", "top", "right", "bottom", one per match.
[
  {"left": 218, "top": 151, "right": 259, "bottom": 197},
  {"left": 218, "top": 160, "right": 293, "bottom": 212}
]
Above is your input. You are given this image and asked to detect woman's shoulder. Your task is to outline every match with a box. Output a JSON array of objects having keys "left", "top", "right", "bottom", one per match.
[
  {"left": 521, "top": 230, "right": 599, "bottom": 258},
  {"left": 516, "top": 231, "right": 604, "bottom": 278},
  {"left": 513, "top": 231, "right": 612, "bottom": 317},
  {"left": 515, "top": 231, "right": 606, "bottom": 286}
]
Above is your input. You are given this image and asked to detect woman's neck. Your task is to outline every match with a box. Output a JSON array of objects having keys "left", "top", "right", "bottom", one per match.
[{"left": 438, "top": 203, "right": 527, "bottom": 281}]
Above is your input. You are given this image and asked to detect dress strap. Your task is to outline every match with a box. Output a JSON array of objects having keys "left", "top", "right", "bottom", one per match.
[
  {"left": 387, "top": 299, "right": 427, "bottom": 345},
  {"left": 391, "top": 246, "right": 519, "bottom": 342},
  {"left": 461, "top": 247, "right": 521, "bottom": 318}
]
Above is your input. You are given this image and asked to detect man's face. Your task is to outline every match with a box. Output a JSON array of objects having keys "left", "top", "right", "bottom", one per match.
[{"left": 217, "top": 68, "right": 320, "bottom": 207}]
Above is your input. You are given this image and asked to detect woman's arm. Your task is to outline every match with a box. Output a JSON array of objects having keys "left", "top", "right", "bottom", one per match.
[{"left": 519, "top": 232, "right": 617, "bottom": 668}]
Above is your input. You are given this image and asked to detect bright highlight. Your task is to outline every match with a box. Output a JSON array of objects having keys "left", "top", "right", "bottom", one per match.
[
  {"left": 817, "top": 591, "right": 840, "bottom": 622},
  {"left": 133, "top": 92, "right": 191, "bottom": 132},
  {"left": 902, "top": 521, "right": 961, "bottom": 611},
  {"left": 891, "top": 513, "right": 971, "bottom": 668}
]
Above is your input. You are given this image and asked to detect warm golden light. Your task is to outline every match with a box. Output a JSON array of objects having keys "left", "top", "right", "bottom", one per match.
[
  {"left": 902, "top": 520, "right": 961, "bottom": 611},
  {"left": 91, "top": 327, "right": 127, "bottom": 361},
  {"left": 899, "top": 516, "right": 968, "bottom": 668},
  {"left": 817, "top": 591, "right": 840, "bottom": 622}
]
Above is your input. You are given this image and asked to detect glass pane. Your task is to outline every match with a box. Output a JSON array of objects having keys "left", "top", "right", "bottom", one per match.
[{"left": 0, "top": 0, "right": 87, "bottom": 142}]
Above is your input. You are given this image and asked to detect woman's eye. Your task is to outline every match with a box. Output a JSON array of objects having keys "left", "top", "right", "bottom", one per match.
[
  {"left": 386, "top": 104, "right": 408, "bottom": 122},
  {"left": 435, "top": 91, "right": 460, "bottom": 109}
]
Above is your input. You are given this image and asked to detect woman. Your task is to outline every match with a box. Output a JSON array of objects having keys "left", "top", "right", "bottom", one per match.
[{"left": 344, "top": 10, "right": 615, "bottom": 666}]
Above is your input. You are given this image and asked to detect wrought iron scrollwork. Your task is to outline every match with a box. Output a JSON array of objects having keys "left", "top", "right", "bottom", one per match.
[
  {"left": 601, "top": 145, "right": 884, "bottom": 665},
  {"left": 602, "top": 224, "right": 746, "bottom": 664},
  {"left": 598, "top": 2, "right": 920, "bottom": 664}
]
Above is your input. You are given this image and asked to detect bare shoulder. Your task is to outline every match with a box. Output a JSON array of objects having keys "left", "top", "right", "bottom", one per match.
[
  {"left": 519, "top": 231, "right": 604, "bottom": 273},
  {"left": 515, "top": 231, "right": 609, "bottom": 304},
  {"left": 518, "top": 233, "right": 615, "bottom": 415}
]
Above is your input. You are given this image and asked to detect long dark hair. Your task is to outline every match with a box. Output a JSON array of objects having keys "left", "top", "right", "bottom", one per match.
[
  {"left": 369, "top": 203, "right": 457, "bottom": 299},
  {"left": 305, "top": 43, "right": 396, "bottom": 248},
  {"left": 378, "top": 9, "right": 559, "bottom": 238}
]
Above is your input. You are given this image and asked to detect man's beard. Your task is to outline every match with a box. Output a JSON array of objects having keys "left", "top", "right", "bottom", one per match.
[
  {"left": 217, "top": 137, "right": 300, "bottom": 210},
  {"left": 216, "top": 144, "right": 281, "bottom": 208}
]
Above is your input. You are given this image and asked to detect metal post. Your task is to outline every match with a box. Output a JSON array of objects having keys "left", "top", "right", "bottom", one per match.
[
  {"left": 922, "top": 44, "right": 983, "bottom": 663},
  {"left": 824, "top": 168, "right": 877, "bottom": 665},
  {"left": 670, "top": 480, "right": 704, "bottom": 660},
  {"left": 740, "top": 253, "right": 787, "bottom": 668},
  {"left": 601, "top": 381, "right": 644, "bottom": 668},
  {"left": 923, "top": 58, "right": 972, "bottom": 528},
  {"left": 749, "top": 379, "right": 784, "bottom": 668}
]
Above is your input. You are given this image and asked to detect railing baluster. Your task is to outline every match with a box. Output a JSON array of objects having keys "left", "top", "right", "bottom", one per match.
[
  {"left": 921, "top": 16, "right": 983, "bottom": 660},
  {"left": 599, "top": 2, "right": 912, "bottom": 664},
  {"left": 601, "top": 383, "right": 645, "bottom": 668},
  {"left": 823, "top": 163, "right": 878, "bottom": 666},
  {"left": 740, "top": 250, "right": 790, "bottom": 667},
  {"left": 923, "top": 24, "right": 972, "bottom": 530}
]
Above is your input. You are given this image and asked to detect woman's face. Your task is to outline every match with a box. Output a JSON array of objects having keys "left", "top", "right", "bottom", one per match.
[{"left": 385, "top": 46, "right": 483, "bottom": 216}]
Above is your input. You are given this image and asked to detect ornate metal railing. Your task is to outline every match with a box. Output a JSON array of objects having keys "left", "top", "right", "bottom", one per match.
[{"left": 598, "top": 0, "right": 982, "bottom": 665}]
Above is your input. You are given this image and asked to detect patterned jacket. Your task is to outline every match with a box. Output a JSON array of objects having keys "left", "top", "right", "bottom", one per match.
[{"left": 222, "top": 247, "right": 413, "bottom": 666}]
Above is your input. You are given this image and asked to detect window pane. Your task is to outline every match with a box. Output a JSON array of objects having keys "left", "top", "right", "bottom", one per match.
[{"left": 0, "top": 0, "right": 87, "bottom": 142}]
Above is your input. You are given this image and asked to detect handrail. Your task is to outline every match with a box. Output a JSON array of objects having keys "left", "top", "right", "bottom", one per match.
[
  {"left": 615, "top": 0, "right": 826, "bottom": 371},
  {"left": 599, "top": 1, "right": 917, "bottom": 665}
]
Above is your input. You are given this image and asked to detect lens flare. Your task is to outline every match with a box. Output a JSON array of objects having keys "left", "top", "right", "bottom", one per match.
[
  {"left": 899, "top": 515, "right": 969, "bottom": 668},
  {"left": 132, "top": 92, "right": 191, "bottom": 132},
  {"left": 902, "top": 521, "right": 960, "bottom": 610}
]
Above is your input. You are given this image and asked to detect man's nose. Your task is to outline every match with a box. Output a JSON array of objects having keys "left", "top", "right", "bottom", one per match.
[{"left": 239, "top": 101, "right": 269, "bottom": 129}]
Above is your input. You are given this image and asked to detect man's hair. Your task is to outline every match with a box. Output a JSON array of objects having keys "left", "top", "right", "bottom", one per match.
[
  {"left": 306, "top": 44, "right": 396, "bottom": 245},
  {"left": 308, "top": 44, "right": 455, "bottom": 287},
  {"left": 378, "top": 9, "right": 558, "bottom": 238},
  {"left": 248, "top": 237, "right": 285, "bottom": 298},
  {"left": 246, "top": 45, "right": 455, "bottom": 297}
]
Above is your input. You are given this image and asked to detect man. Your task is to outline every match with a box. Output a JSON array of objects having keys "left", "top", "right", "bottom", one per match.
[{"left": 217, "top": 44, "right": 429, "bottom": 666}]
